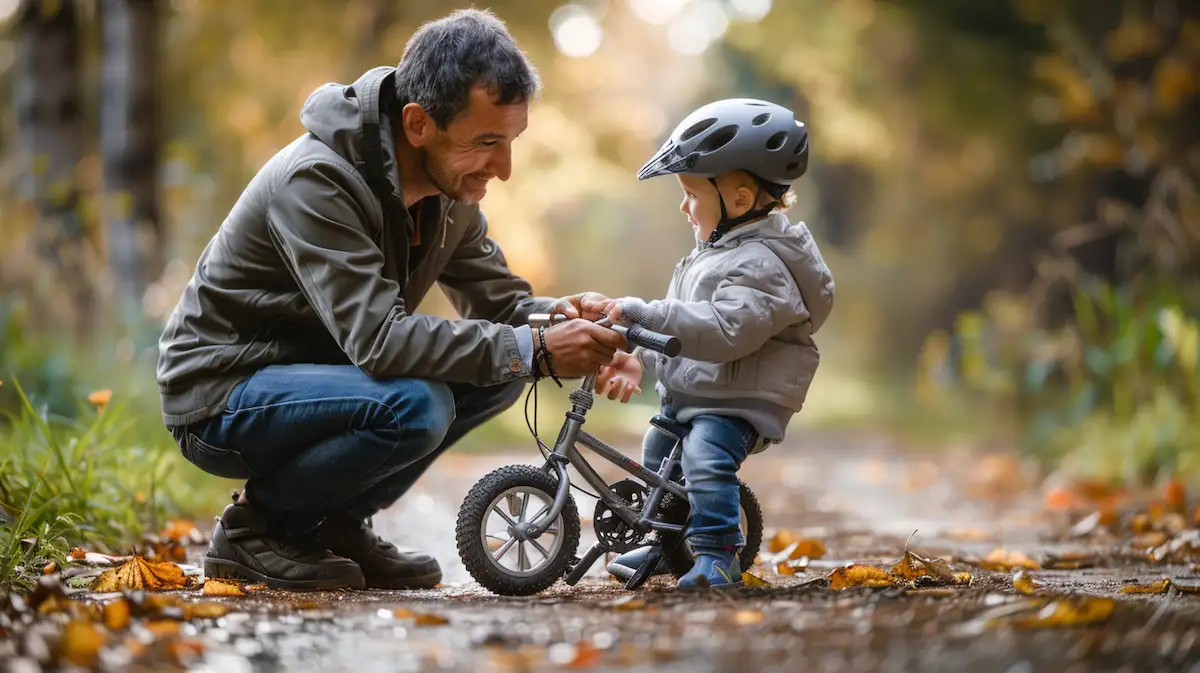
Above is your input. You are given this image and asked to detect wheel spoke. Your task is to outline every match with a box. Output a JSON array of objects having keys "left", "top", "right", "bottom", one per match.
[
  {"left": 528, "top": 504, "right": 550, "bottom": 524},
  {"left": 492, "top": 506, "right": 519, "bottom": 528},
  {"left": 493, "top": 536, "right": 517, "bottom": 561},
  {"left": 520, "top": 492, "right": 530, "bottom": 521},
  {"left": 528, "top": 536, "right": 551, "bottom": 560},
  {"left": 518, "top": 541, "right": 530, "bottom": 571}
]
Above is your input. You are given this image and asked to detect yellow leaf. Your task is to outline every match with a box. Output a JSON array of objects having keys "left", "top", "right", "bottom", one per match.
[
  {"left": 161, "top": 520, "right": 201, "bottom": 544},
  {"left": 1013, "top": 570, "right": 1040, "bottom": 595},
  {"left": 62, "top": 620, "right": 106, "bottom": 667},
  {"left": 394, "top": 608, "right": 450, "bottom": 625},
  {"left": 1120, "top": 579, "right": 1171, "bottom": 594},
  {"left": 1013, "top": 597, "right": 1115, "bottom": 628},
  {"left": 92, "top": 556, "right": 188, "bottom": 593},
  {"left": 43, "top": 561, "right": 58, "bottom": 575},
  {"left": 829, "top": 565, "right": 892, "bottom": 590},
  {"left": 776, "top": 561, "right": 797, "bottom": 576},
  {"left": 733, "top": 609, "right": 764, "bottom": 625},
  {"left": 954, "top": 572, "right": 973, "bottom": 585},
  {"left": 741, "top": 570, "right": 771, "bottom": 588},
  {"left": 243, "top": 584, "right": 268, "bottom": 592},
  {"left": 102, "top": 599, "right": 131, "bottom": 631},
  {"left": 186, "top": 602, "right": 231, "bottom": 620},
  {"left": 87, "top": 389, "right": 113, "bottom": 409},
  {"left": 202, "top": 578, "right": 245, "bottom": 597},
  {"left": 976, "top": 548, "right": 1040, "bottom": 571},
  {"left": 144, "top": 620, "right": 183, "bottom": 638}
]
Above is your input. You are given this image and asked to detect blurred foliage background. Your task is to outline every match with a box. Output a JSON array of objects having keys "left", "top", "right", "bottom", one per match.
[{"left": 0, "top": 0, "right": 1199, "bottom": 569}]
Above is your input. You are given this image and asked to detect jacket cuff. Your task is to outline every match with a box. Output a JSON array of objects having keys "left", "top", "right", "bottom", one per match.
[
  {"left": 514, "top": 324, "right": 535, "bottom": 372},
  {"left": 499, "top": 325, "right": 533, "bottom": 381},
  {"left": 617, "top": 297, "right": 658, "bottom": 329}
]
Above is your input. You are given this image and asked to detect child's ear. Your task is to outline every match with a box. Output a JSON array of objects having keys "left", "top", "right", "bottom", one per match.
[{"left": 735, "top": 184, "right": 757, "bottom": 212}]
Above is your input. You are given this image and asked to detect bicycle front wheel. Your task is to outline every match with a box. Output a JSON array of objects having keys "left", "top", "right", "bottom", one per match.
[{"left": 455, "top": 465, "right": 580, "bottom": 596}]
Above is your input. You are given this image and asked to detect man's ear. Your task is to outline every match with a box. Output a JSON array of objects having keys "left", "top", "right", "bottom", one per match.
[{"left": 401, "top": 103, "right": 435, "bottom": 147}]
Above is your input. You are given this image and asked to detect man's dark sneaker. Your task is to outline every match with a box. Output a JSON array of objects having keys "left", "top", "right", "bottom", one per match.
[
  {"left": 316, "top": 514, "right": 442, "bottom": 590},
  {"left": 606, "top": 545, "right": 669, "bottom": 582},
  {"left": 205, "top": 501, "right": 365, "bottom": 591}
]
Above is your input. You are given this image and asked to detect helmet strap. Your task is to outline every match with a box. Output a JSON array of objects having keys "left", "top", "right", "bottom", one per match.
[{"left": 704, "top": 177, "right": 780, "bottom": 246}]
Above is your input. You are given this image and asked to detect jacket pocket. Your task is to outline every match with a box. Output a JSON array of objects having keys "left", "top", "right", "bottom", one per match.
[{"left": 184, "top": 432, "right": 254, "bottom": 480}]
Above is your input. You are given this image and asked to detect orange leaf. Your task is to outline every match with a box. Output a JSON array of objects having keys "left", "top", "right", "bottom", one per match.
[
  {"left": 187, "top": 602, "right": 231, "bottom": 620},
  {"left": 145, "top": 620, "right": 182, "bottom": 638},
  {"left": 976, "top": 547, "right": 1040, "bottom": 571},
  {"left": 161, "top": 520, "right": 201, "bottom": 544},
  {"left": 202, "top": 578, "right": 245, "bottom": 597},
  {"left": 1013, "top": 597, "right": 1114, "bottom": 628},
  {"left": 62, "top": 620, "right": 107, "bottom": 667},
  {"left": 1120, "top": 579, "right": 1171, "bottom": 594},
  {"left": 102, "top": 599, "right": 131, "bottom": 631},
  {"left": 43, "top": 561, "right": 58, "bottom": 575},
  {"left": 1013, "top": 570, "right": 1040, "bottom": 595},
  {"left": 565, "top": 641, "right": 602, "bottom": 669},
  {"left": 87, "top": 389, "right": 113, "bottom": 409},
  {"left": 92, "top": 556, "right": 188, "bottom": 593},
  {"left": 733, "top": 609, "right": 764, "bottom": 625},
  {"left": 829, "top": 565, "right": 892, "bottom": 590},
  {"left": 70, "top": 547, "right": 86, "bottom": 560},
  {"left": 1164, "top": 479, "right": 1188, "bottom": 514}
]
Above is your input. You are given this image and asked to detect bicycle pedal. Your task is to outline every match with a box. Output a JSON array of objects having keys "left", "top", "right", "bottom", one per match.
[{"left": 623, "top": 547, "right": 663, "bottom": 591}]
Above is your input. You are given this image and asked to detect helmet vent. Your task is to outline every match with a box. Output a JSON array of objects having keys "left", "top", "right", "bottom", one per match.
[
  {"left": 786, "top": 161, "right": 802, "bottom": 172},
  {"left": 766, "top": 131, "right": 788, "bottom": 151},
  {"left": 696, "top": 125, "right": 738, "bottom": 154},
  {"left": 680, "top": 117, "right": 717, "bottom": 141},
  {"left": 751, "top": 113, "right": 771, "bottom": 126},
  {"left": 793, "top": 138, "right": 808, "bottom": 155}
]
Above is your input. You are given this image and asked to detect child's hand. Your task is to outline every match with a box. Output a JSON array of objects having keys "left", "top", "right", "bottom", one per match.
[
  {"left": 594, "top": 351, "right": 643, "bottom": 403},
  {"left": 606, "top": 303, "right": 625, "bottom": 325}
]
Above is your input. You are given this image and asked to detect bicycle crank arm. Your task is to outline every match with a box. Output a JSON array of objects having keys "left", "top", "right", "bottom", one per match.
[{"left": 563, "top": 541, "right": 608, "bottom": 586}]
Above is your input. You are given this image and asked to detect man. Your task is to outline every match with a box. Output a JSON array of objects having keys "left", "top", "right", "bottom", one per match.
[{"left": 157, "top": 9, "right": 624, "bottom": 591}]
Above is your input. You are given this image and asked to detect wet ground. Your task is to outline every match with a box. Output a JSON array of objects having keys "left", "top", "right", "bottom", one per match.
[{"left": 11, "top": 430, "right": 1200, "bottom": 672}]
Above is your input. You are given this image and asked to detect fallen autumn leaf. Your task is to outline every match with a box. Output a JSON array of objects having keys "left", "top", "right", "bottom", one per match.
[{"left": 92, "top": 556, "right": 188, "bottom": 592}]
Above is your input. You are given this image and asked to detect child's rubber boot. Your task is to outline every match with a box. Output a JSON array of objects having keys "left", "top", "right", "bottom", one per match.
[{"left": 677, "top": 546, "right": 742, "bottom": 589}]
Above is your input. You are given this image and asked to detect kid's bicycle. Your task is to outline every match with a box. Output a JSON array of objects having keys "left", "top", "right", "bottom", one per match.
[{"left": 454, "top": 314, "right": 763, "bottom": 596}]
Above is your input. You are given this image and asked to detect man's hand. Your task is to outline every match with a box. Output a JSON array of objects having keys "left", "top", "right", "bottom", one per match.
[
  {"left": 594, "top": 351, "right": 644, "bottom": 403},
  {"left": 539, "top": 319, "right": 628, "bottom": 377},
  {"left": 551, "top": 292, "right": 613, "bottom": 322}
]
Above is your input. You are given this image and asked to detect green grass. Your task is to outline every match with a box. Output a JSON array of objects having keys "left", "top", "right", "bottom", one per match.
[{"left": 0, "top": 379, "right": 229, "bottom": 593}]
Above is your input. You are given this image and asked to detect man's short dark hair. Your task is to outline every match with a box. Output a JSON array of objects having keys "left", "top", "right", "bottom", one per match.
[{"left": 394, "top": 9, "right": 540, "bottom": 128}]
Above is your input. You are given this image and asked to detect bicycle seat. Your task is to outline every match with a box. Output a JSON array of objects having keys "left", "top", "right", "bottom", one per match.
[{"left": 650, "top": 414, "right": 690, "bottom": 439}]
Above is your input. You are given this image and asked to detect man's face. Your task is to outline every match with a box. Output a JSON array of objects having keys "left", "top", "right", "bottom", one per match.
[{"left": 421, "top": 86, "right": 528, "bottom": 204}]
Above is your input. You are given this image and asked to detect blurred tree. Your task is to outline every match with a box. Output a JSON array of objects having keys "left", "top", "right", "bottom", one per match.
[
  {"left": 100, "top": 0, "right": 162, "bottom": 319},
  {"left": 13, "top": 0, "right": 92, "bottom": 335}
]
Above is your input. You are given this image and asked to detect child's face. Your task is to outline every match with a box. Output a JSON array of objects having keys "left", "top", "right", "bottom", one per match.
[
  {"left": 676, "top": 174, "right": 722, "bottom": 238},
  {"left": 676, "top": 173, "right": 756, "bottom": 240}
]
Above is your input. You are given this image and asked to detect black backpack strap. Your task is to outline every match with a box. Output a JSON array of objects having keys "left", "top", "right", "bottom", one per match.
[{"left": 346, "top": 67, "right": 411, "bottom": 284}]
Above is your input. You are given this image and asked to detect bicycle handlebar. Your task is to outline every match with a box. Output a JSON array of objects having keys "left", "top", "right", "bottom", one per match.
[{"left": 527, "top": 313, "right": 682, "bottom": 357}]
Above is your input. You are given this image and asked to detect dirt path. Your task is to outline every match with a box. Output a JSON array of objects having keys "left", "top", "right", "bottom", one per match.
[{"left": 14, "top": 431, "right": 1200, "bottom": 673}]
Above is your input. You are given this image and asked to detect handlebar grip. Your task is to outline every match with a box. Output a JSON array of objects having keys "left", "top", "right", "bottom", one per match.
[{"left": 621, "top": 323, "right": 681, "bottom": 357}]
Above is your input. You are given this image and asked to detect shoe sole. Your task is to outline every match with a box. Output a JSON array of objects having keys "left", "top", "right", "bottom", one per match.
[{"left": 206, "top": 557, "right": 366, "bottom": 591}]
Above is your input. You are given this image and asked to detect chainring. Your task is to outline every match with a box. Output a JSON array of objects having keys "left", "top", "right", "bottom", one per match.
[{"left": 593, "top": 479, "right": 650, "bottom": 553}]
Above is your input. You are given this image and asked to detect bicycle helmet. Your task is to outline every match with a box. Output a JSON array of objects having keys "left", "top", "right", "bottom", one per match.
[{"left": 637, "top": 98, "right": 809, "bottom": 244}]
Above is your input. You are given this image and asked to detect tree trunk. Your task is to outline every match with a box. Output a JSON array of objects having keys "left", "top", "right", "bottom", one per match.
[
  {"left": 14, "top": 0, "right": 91, "bottom": 335},
  {"left": 100, "top": 0, "right": 161, "bottom": 321}
]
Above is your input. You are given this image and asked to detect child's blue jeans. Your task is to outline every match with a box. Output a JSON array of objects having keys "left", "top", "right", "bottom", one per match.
[{"left": 642, "top": 414, "right": 759, "bottom": 548}]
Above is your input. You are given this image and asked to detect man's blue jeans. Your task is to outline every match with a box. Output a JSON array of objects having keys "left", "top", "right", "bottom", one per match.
[
  {"left": 641, "top": 414, "right": 758, "bottom": 549},
  {"left": 168, "top": 364, "right": 524, "bottom": 536}
]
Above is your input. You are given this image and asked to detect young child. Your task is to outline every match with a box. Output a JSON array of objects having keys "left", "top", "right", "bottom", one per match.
[{"left": 593, "top": 98, "right": 835, "bottom": 588}]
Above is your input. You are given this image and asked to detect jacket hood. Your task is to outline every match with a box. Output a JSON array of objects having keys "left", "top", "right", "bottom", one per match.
[
  {"left": 719, "top": 213, "right": 836, "bottom": 333},
  {"left": 299, "top": 67, "right": 403, "bottom": 198}
]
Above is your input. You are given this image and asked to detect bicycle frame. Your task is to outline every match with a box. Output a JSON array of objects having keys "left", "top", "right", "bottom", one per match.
[{"left": 513, "top": 374, "right": 688, "bottom": 544}]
